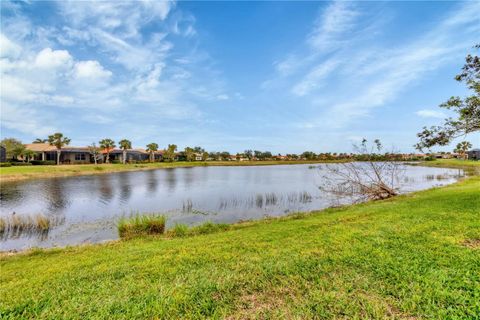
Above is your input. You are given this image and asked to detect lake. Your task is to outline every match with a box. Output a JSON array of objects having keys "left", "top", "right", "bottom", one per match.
[{"left": 0, "top": 163, "right": 465, "bottom": 251}]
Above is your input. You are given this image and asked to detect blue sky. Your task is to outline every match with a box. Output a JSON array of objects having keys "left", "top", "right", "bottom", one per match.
[{"left": 1, "top": 0, "right": 479, "bottom": 153}]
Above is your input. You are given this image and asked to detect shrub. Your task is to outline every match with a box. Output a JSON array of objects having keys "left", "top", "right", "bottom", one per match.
[
  {"left": 189, "top": 221, "right": 230, "bottom": 235},
  {"left": 0, "top": 163, "right": 12, "bottom": 167},
  {"left": 165, "top": 221, "right": 231, "bottom": 238},
  {"left": 118, "top": 214, "right": 166, "bottom": 238},
  {"left": 10, "top": 162, "right": 32, "bottom": 166},
  {"left": 111, "top": 160, "right": 121, "bottom": 164},
  {"left": 170, "top": 223, "right": 189, "bottom": 237},
  {"left": 31, "top": 160, "right": 56, "bottom": 166}
]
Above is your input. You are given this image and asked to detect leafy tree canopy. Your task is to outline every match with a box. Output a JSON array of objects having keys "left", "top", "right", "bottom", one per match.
[
  {"left": 48, "top": 133, "right": 71, "bottom": 150},
  {"left": 99, "top": 139, "right": 116, "bottom": 150},
  {"left": 0, "top": 138, "right": 24, "bottom": 159},
  {"left": 416, "top": 45, "right": 479, "bottom": 150},
  {"left": 119, "top": 139, "right": 132, "bottom": 150}
]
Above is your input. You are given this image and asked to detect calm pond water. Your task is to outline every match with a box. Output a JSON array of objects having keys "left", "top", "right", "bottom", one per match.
[{"left": 0, "top": 163, "right": 465, "bottom": 251}]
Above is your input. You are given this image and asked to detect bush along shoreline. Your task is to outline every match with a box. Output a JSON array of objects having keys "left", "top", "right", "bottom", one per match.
[{"left": 117, "top": 213, "right": 232, "bottom": 240}]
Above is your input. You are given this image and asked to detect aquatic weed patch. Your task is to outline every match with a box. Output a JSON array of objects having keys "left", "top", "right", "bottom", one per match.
[{"left": 117, "top": 214, "right": 166, "bottom": 238}]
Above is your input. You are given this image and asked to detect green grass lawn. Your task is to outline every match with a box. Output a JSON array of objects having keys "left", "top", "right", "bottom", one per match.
[
  {"left": 0, "top": 160, "right": 342, "bottom": 182},
  {"left": 1, "top": 177, "right": 479, "bottom": 319},
  {"left": 420, "top": 158, "right": 480, "bottom": 171}
]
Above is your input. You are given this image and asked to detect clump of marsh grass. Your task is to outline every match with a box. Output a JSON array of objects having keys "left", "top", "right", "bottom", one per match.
[
  {"left": 265, "top": 193, "right": 278, "bottom": 206},
  {"left": 169, "top": 223, "right": 189, "bottom": 237},
  {"left": 182, "top": 199, "right": 193, "bottom": 213},
  {"left": 190, "top": 221, "right": 230, "bottom": 235},
  {"left": 0, "top": 218, "right": 5, "bottom": 234},
  {"left": 0, "top": 213, "right": 51, "bottom": 239},
  {"left": 166, "top": 221, "right": 231, "bottom": 238},
  {"left": 118, "top": 213, "right": 166, "bottom": 238}
]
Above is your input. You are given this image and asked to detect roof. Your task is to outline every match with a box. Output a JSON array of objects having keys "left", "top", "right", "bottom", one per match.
[
  {"left": 102, "top": 148, "right": 163, "bottom": 154},
  {"left": 62, "top": 147, "right": 90, "bottom": 152},
  {"left": 25, "top": 143, "right": 165, "bottom": 154},
  {"left": 24, "top": 143, "right": 57, "bottom": 152},
  {"left": 26, "top": 143, "right": 91, "bottom": 152},
  {"left": 469, "top": 148, "right": 480, "bottom": 152}
]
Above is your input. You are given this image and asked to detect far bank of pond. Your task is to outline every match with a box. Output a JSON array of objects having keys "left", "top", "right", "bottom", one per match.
[{"left": 0, "top": 162, "right": 467, "bottom": 251}]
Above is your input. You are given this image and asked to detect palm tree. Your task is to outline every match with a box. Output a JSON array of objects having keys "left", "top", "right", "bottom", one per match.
[
  {"left": 33, "top": 138, "right": 47, "bottom": 144},
  {"left": 48, "top": 133, "right": 71, "bottom": 165},
  {"left": 22, "top": 149, "right": 36, "bottom": 162},
  {"left": 184, "top": 147, "right": 194, "bottom": 161},
  {"left": 118, "top": 139, "right": 132, "bottom": 164},
  {"left": 99, "top": 139, "right": 116, "bottom": 164},
  {"left": 146, "top": 143, "right": 159, "bottom": 162},
  {"left": 163, "top": 144, "right": 177, "bottom": 162},
  {"left": 455, "top": 141, "right": 472, "bottom": 160}
]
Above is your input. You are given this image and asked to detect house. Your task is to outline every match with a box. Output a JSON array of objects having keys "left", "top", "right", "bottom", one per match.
[
  {"left": 24, "top": 143, "right": 92, "bottom": 164},
  {"left": 0, "top": 146, "right": 6, "bottom": 162},
  {"left": 194, "top": 153, "right": 203, "bottom": 161},
  {"left": 432, "top": 152, "right": 454, "bottom": 159},
  {"left": 61, "top": 147, "right": 93, "bottom": 164},
  {"left": 467, "top": 148, "right": 480, "bottom": 160},
  {"left": 273, "top": 155, "right": 288, "bottom": 161},
  {"left": 105, "top": 148, "right": 151, "bottom": 162}
]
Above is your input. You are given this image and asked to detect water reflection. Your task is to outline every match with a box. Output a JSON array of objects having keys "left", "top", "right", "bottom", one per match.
[
  {"left": 0, "top": 164, "right": 465, "bottom": 251},
  {"left": 99, "top": 177, "right": 114, "bottom": 205},
  {"left": 118, "top": 173, "right": 132, "bottom": 203},
  {"left": 45, "top": 179, "right": 69, "bottom": 210},
  {"left": 165, "top": 169, "right": 177, "bottom": 192},
  {"left": 146, "top": 170, "right": 158, "bottom": 194}
]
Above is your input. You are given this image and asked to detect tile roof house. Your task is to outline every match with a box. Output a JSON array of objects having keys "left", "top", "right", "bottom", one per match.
[
  {"left": 103, "top": 148, "right": 166, "bottom": 162},
  {"left": 0, "top": 146, "right": 6, "bottom": 163},
  {"left": 24, "top": 143, "right": 92, "bottom": 164},
  {"left": 467, "top": 148, "right": 480, "bottom": 160}
]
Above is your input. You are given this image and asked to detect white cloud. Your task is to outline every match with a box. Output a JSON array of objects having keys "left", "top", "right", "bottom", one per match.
[
  {"left": 269, "top": 1, "right": 480, "bottom": 129},
  {"left": 266, "top": 1, "right": 365, "bottom": 87},
  {"left": 415, "top": 109, "right": 447, "bottom": 119},
  {"left": 60, "top": 0, "right": 174, "bottom": 38},
  {"left": 307, "top": 1, "right": 360, "bottom": 51},
  {"left": 74, "top": 60, "right": 112, "bottom": 80},
  {"left": 1, "top": 0, "right": 231, "bottom": 142},
  {"left": 216, "top": 94, "right": 229, "bottom": 101},
  {"left": 34, "top": 48, "right": 73, "bottom": 69},
  {"left": 292, "top": 59, "right": 339, "bottom": 96},
  {"left": 0, "top": 33, "right": 21, "bottom": 58},
  {"left": 1, "top": 102, "right": 56, "bottom": 136}
]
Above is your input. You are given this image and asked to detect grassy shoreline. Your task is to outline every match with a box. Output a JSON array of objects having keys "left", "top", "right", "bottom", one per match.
[
  {"left": 415, "top": 158, "right": 480, "bottom": 172},
  {"left": 0, "top": 160, "right": 345, "bottom": 182},
  {"left": 1, "top": 175, "right": 479, "bottom": 318}
]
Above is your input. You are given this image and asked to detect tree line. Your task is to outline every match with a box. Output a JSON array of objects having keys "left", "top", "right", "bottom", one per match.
[{"left": 2, "top": 133, "right": 469, "bottom": 167}]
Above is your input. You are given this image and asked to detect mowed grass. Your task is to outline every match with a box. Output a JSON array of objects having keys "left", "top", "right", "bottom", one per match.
[
  {"left": 0, "top": 160, "right": 343, "bottom": 182},
  {"left": 419, "top": 159, "right": 480, "bottom": 171},
  {"left": 1, "top": 177, "right": 479, "bottom": 319}
]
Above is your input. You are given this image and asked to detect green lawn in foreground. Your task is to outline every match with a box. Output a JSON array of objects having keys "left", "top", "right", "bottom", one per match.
[
  {"left": 1, "top": 177, "right": 479, "bottom": 319},
  {"left": 0, "top": 160, "right": 341, "bottom": 182}
]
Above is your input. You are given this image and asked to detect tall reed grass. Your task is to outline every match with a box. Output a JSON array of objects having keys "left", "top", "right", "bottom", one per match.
[
  {"left": 0, "top": 213, "right": 51, "bottom": 238},
  {"left": 118, "top": 213, "right": 166, "bottom": 238}
]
